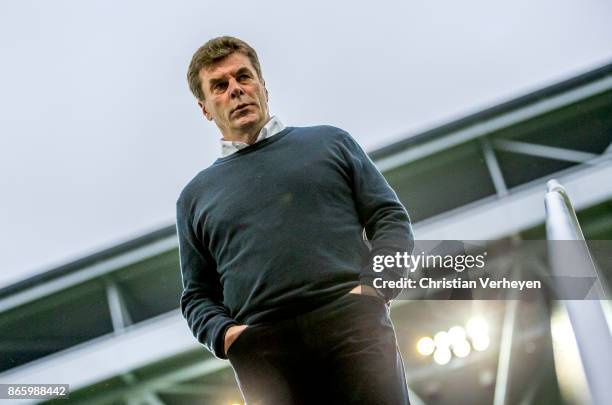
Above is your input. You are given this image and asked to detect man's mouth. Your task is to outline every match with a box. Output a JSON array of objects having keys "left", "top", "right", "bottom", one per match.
[{"left": 232, "top": 103, "right": 253, "bottom": 115}]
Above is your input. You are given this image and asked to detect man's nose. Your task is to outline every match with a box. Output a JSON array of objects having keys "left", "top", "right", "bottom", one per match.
[{"left": 229, "top": 78, "right": 245, "bottom": 98}]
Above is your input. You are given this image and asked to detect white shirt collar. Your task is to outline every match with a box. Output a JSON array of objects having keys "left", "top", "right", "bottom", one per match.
[{"left": 220, "top": 116, "right": 285, "bottom": 157}]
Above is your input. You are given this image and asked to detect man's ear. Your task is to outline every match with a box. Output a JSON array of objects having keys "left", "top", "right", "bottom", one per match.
[{"left": 198, "top": 100, "right": 213, "bottom": 121}]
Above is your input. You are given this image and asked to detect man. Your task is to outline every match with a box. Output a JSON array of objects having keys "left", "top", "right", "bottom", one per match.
[{"left": 177, "top": 36, "right": 414, "bottom": 404}]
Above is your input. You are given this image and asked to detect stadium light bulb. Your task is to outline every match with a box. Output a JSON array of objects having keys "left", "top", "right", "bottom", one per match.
[
  {"left": 448, "top": 326, "right": 466, "bottom": 343},
  {"left": 417, "top": 337, "right": 435, "bottom": 356},
  {"left": 466, "top": 317, "right": 488, "bottom": 339},
  {"left": 451, "top": 339, "right": 471, "bottom": 358},
  {"left": 433, "top": 347, "right": 452, "bottom": 365},
  {"left": 472, "top": 334, "right": 490, "bottom": 352},
  {"left": 434, "top": 331, "right": 451, "bottom": 348}
]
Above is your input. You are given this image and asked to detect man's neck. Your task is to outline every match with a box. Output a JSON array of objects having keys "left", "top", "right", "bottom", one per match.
[
  {"left": 221, "top": 117, "right": 270, "bottom": 145},
  {"left": 220, "top": 116, "right": 285, "bottom": 158}
]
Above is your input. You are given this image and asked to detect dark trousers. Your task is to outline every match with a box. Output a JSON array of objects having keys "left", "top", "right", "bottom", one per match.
[{"left": 226, "top": 292, "right": 411, "bottom": 405}]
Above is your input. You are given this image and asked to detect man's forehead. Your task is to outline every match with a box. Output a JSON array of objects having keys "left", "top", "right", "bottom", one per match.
[{"left": 200, "top": 53, "right": 256, "bottom": 81}]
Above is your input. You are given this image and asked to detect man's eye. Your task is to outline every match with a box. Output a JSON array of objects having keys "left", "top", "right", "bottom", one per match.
[
  {"left": 213, "top": 82, "right": 227, "bottom": 92},
  {"left": 238, "top": 74, "right": 250, "bottom": 81}
]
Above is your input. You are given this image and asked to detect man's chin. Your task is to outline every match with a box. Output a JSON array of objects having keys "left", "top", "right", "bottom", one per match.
[{"left": 233, "top": 116, "right": 263, "bottom": 131}]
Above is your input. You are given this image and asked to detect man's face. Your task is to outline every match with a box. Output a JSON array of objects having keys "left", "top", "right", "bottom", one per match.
[{"left": 198, "top": 52, "right": 269, "bottom": 138}]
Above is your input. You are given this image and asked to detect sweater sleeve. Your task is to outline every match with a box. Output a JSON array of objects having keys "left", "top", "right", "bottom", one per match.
[
  {"left": 338, "top": 131, "right": 415, "bottom": 301},
  {"left": 176, "top": 200, "right": 238, "bottom": 359}
]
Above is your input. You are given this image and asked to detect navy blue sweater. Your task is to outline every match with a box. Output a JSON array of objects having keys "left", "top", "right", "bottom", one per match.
[{"left": 176, "top": 125, "right": 413, "bottom": 359}]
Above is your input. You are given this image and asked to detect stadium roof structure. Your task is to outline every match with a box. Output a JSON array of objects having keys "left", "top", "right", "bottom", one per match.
[{"left": 1, "top": 61, "right": 611, "bottom": 405}]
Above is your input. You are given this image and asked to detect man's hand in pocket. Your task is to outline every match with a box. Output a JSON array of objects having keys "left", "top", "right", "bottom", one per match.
[
  {"left": 349, "top": 285, "right": 382, "bottom": 298},
  {"left": 224, "top": 324, "right": 248, "bottom": 355}
]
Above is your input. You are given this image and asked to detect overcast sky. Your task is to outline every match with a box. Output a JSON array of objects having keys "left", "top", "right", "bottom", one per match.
[{"left": 1, "top": 0, "right": 611, "bottom": 288}]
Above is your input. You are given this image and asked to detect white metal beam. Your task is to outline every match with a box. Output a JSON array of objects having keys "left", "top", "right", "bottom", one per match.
[
  {"left": 481, "top": 137, "right": 509, "bottom": 197},
  {"left": 492, "top": 139, "right": 599, "bottom": 163},
  {"left": 105, "top": 278, "right": 133, "bottom": 333},
  {"left": 493, "top": 297, "right": 519, "bottom": 405}
]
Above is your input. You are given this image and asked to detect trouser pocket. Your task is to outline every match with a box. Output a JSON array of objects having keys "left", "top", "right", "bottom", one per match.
[{"left": 226, "top": 324, "right": 259, "bottom": 358}]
